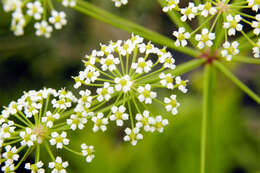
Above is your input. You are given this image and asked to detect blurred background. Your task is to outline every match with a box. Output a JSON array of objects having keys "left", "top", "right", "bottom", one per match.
[{"left": 1, "top": 0, "right": 260, "bottom": 172}]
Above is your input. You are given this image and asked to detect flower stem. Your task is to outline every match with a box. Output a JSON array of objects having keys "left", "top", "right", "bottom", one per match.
[
  {"left": 214, "top": 61, "right": 260, "bottom": 104},
  {"left": 201, "top": 64, "right": 213, "bottom": 173}
]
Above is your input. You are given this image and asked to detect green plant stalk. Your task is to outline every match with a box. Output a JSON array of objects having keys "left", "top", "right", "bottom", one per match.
[
  {"left": 201, "top": 64, "right": 213, "bottom": 173},
  {"left": 140, "top": 59, "right": 205, "bottom": 84},
  {"left": 214, "top": 61, "right": 260, "bottom": 104},
  {"left": 73, "top": 0, "right": 200, "bottom": 58},
  {"left": 231, "top": 55, "right": 260, "bottom": 65}
]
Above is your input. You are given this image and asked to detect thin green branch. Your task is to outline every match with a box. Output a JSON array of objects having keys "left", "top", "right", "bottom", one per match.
[
  {"left": 73, "top": 0, "right": 200, "bottom": 58},
  {"left": 232, "top": 55, "right": 260, "bottom": 65},
  {"left": 140, "top": 59, "right": 205, "bottom": 84},
  {"left": 214, "top": 61, "right": 260, "bottom": 104}
]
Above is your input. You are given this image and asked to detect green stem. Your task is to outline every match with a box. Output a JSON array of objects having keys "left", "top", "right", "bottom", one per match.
[
  {"left": 44, "top": 142, "right": 55, "bottom": 161},
  {"left": 140, "top": 59, "right": 205, "bottom": 84},
  {"left": 201, "top": 64, "right": 213, "bottom": 173},
  {"left": 73, "top": 0, "right": 200, "bottom": 58},
  {"left": 231, "top": 55, "right": 260, "bottom": 65},
  {"left": 214, "top": 61, "right": 260, "bottom": 104}
]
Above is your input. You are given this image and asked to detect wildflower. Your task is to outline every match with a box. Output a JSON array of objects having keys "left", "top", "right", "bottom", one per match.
[
  {"left": 154, "top": 116, "right": 168, "bottom": 133},
  {"left": 252, "top": 14, "right": 260, "bottom": 35},
  {"left": 221, "top": 41, "right": 239, "bottom": 61},
  {"left": 20, "top": 128, "right": 37, "bottom": 147},
  {"left": 67, "top": 114, "right": 87, "bottom": 130},
  {"left": 131, "top": 57, "right": 153, "bottom": 74},
  {"left": 115, "top": 75, "right": 133, "bottom": 93},
  {"left": 162, "top": 0, "right": 179, "bottom": 12},
  {"left": 34, "top": 20, "right": 53, "bottom": 38},
  {"left": 195, "top": 28, "right": 215, "bottom": 49},
  {"left": 96, "top": 82, "right": 114, "bottom": 102},
  {"left": 173, "top": 27, "right": 191, "bottom": 47},
  {"left": 198, "top": 2, "right": 216, "bottom": 17},
  {"left": 91, "top": 113, "right": 109, "bottom": 132},
  {"left": 123, "top": 127, "right": 143, "bottom": 146},
  {"left": 41, "top": 111, "right": 60, "bottom": 128},
  {"left": 2, "top": 145, "right": 19, "bottom": 164},
  {"left": 252, "top": 40, "right": 260, "bottom": 58},
  {"left": 74, "top": 35, "right": 187, "bottom": 145},
  {"left": 180, "top": 2, "right": 197, "bottom": 21},
  {"left": 48, "top": 157, "right": 69, "bottom": 173},
  {"left": 81, "top": 144, "right": 95, "bottom": 163},
  {"left": 136, "top": 110, "right": 154, "bottom": 132},
  {"left": 110, "top": 105, "right": 129, "bottom": 126},
  {"left": 224, "top": 15, "right": 243, "bottom": 36},
  {"left": 137, "top": 84, "right": 157, "bottom": 104},
  {"left": 78, "top": 90, "right": 92, "bottom": 108},
  {"left": 25, "top": 161, "right": 45, "bottom": 173},
  {"left": 49, "top": 10, "right": 67, "bottom": 30},
  {"left": 26, "top": 1, "right": 43, "bottom": 20},
  {"left": 50, "top": 131, "right": 70, "bottom": 149},
  {"left": 164, "top": 95, "right": 180, "bottom": 115},
  {"left": 159, "top": 72, "right": 174, "bottom": 89}
]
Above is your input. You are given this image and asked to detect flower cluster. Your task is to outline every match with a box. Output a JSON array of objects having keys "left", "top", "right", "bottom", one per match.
[
  {"left": 1, "top": 0, "right": 74, "bottom": 38},
  {"left": 0, "top": 88, "right": 95, "bottom": 172},
  {"left": 162, "top": 0, "right": 260, "bottom": 60},
  {"left": 73, "top": 34, "right": 187, "bottom": 146}
]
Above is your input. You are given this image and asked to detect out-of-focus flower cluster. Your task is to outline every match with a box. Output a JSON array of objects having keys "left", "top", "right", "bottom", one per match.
[
  {"left": 0, "top": 88, "right": 95, "bottom": 173},
  {"left": 1, "top": 0, "right": 76, "bottom": 38},
  {"left": 112, "top": 0, "right": 128, "bottom": 7},
  {"left": 73, "top": 34, "right": 188, "bottom": 146},
  {"left": 163, "top": 0, "right": 260, "bottom": 60}
]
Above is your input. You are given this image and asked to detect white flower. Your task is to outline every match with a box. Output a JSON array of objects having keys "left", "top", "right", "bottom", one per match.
[
  {"left": 198, "top": 2, "right": 216, "bottom": 17},
  {"left": 96, "top": 82, "right": 114, "bottom": 102},
  {"left": 159, "top": 73, "right": 174, "bottom": 89},
  {"left": 2, "top": 145, "right": 19, "bottom": 165},
  {"left": 162, "top": 0, "right": 179, "bottom": 12},
  {"left": 221, "top": 41, "right": 239, "bottom": 61},
  {"left": 34, "top": 20, "right": 53, "bottom": 38},
  {"left": 49, "top": 131, "right": 70, "bottom": 149},
  {"left": 252, "top": 14, "right": 260, "bottom": 35},
  {"left": 180, "top": 2, "right": 197, "bottom": 21},
  {"left": 154, "top": 116, "right": 168, "bottom": 133},
  {"left": 100, "top": 54, "right": 120, "bottom": 71},
  {"left": 51, "top": 98, "right": 72, "bottom": 109},
  {"left": 10, "top": 10, "right": 25, "bottom": 36},
  {"left": 62, "top": 0, "right": 76, "bottom": 7},
  {"left": 81, "top": 144, "right": 95, "bottom": 163},
  {"left": 164, "top": 95, "right": 180, "bottom": 115},
  {"left": 110, "top": 105, "right": 129, "bottom": 126},
  {"left": 195, "top": 28, "right": 215, "bottom": 49},
  {"left": 175, "top": 76, "right": 188, "bottom": 93},
  {"left": 136, "top": 110, "right": 154, "bottom": 132},
  {"left": 123, "top": 127, "right": 143, "bottom": 146},
  {"left": 159, "top": 56, "right": 176, "bottom": 69},
  {"left": 20, "top": 128, "right": 37, "bottom": 147},
  {"left": 115, "top": 75, "right": 133, "bottom": 93},
  {"left": 1, "top": 162, "right": 15, "bottom": 172},
  {"left": 48, "top": 157, "right": 69, "bottom": 173},
  {"left": 131, "top": 57, "right": 153, "bottom": 74},
  {"left": 26, "top": 1, "right": 43, "bottom": 20},
  {"left": 49, "top": 10, "right": 67, "bottom": 30},
  {"left": 41, "top": 111, "right": 60, "bottom": 128},
  {"left": 137, "top": 84, "right": 157, "bottom": 104},
  {"left": 252, "top": 39, "right": 260, "bottom": 58},
  {"left": 1, "top": 121, "right": 15, "bottom": 138},
  {"left": 91, "top": 113, "right": 109, "bottom": 132},
  {"left": 173, "top": 27, "right": 190, "bottom": 47},
  {"left": 112, "top": 0, "right": 128, "bottom": 7},
  {"left": 25, "top": 161, "right": 45, "bottom": 173},
  {"left": 247, "top": 0, "right": 259, "bottom": 11},
  {"left": 78, "top": 90, "right": 92, "bottom": 108},
  {"left": 2, "top": 0, "right": 21, "bottom": 12},
  {"left": 67, "top": 114, "right": 87, "bottom": 130},
  {"left": 224, "top": 15, "right": 243, "bottom": 36}
]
